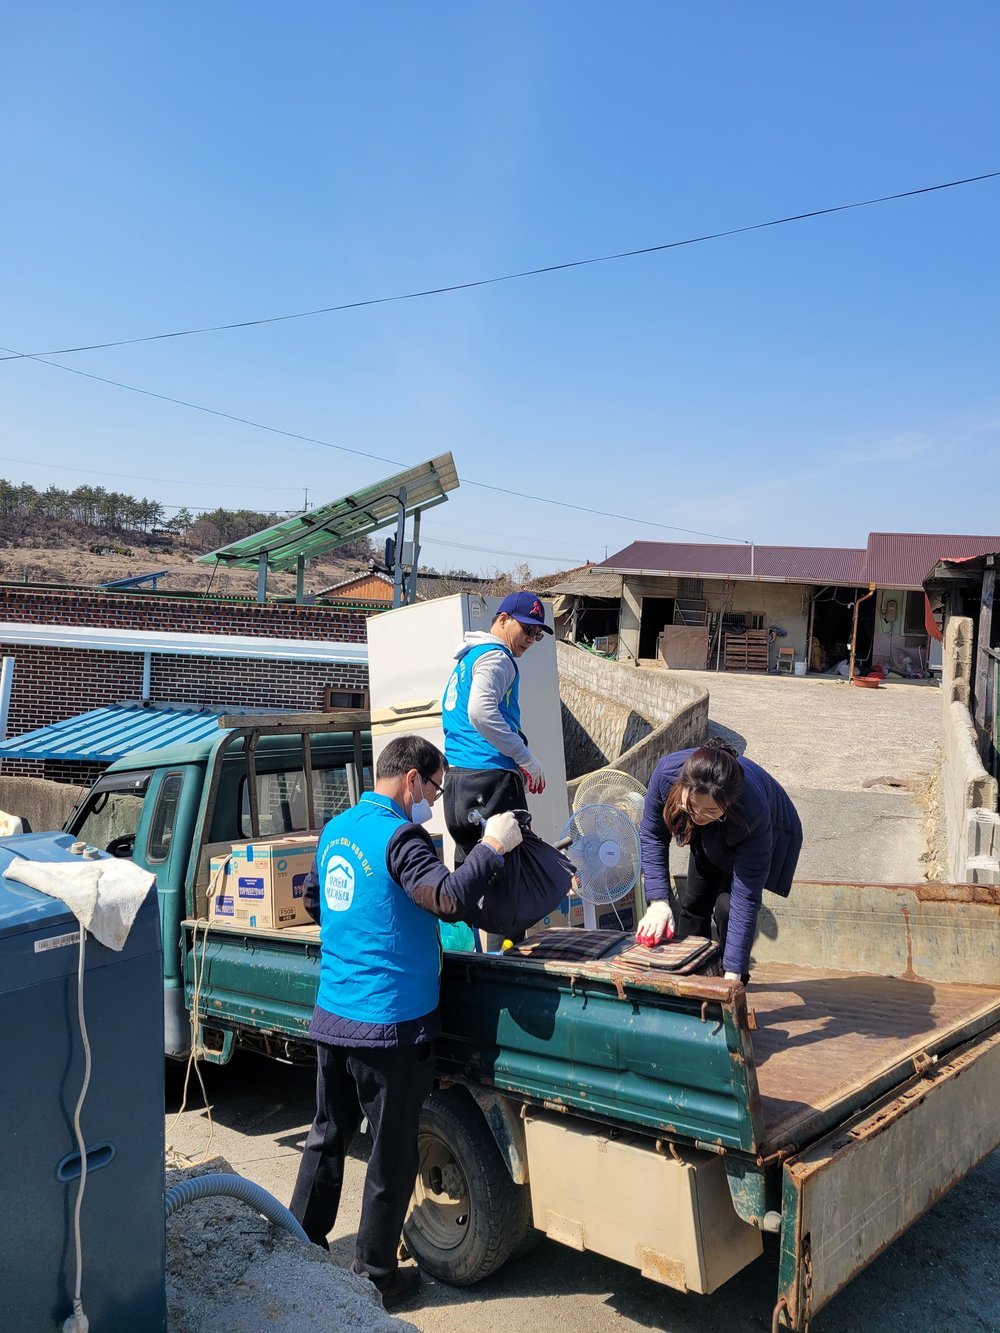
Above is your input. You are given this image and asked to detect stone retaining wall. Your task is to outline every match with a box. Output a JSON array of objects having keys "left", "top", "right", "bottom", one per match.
[
  {"left": 0, "top": 775, "right": 87, "bottom": 833},
  {"left": 557, "top": 643, "right": 708, "bottom": 790},
  {"left": 941, "top": 617, "right": 1000, "bottom": 884}
]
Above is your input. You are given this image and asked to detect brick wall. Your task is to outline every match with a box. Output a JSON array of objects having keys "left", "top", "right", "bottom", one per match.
[
  {"left": 0, "top": 584, "right": 368, "bottom": 642},
  {"left": 0, "top": 585, "right": 372, "bottom": 783}
]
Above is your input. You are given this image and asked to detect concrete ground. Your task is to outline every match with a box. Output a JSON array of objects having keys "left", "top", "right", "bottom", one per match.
[{"left": 664, "top": 670, "right": 943, "bottom": 883}]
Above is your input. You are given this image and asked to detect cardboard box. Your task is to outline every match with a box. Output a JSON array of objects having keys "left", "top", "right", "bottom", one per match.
[{"left": 208, "top": 836, "right": 318, "bottom": 930}]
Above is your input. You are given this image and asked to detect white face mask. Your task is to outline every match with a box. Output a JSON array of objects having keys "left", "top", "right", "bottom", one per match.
[{"left": 410, "top": 778, "right": 433, "bottom": 826}]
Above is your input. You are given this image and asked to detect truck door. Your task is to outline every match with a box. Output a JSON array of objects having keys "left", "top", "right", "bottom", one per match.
[{"left": 67, "top": 765, "right": 200, "bottom": 1058}]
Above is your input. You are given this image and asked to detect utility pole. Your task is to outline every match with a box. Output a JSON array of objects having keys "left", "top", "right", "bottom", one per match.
[{"left": 303, "top": 488, "right": 309, "bottom": 512}]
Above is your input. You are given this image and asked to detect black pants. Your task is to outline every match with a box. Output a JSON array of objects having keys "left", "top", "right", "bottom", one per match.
[
  {"left": 674, "top": 844, "right": 744, "bottom": 978},
  {"left": 443, "top": 766, "right": 527, "bottom": 865},
  {"left": 444, "top": 767, "right": 528, "bottom": 950},
  {"left": 290, "top": 1041, "right": 435, "bottom": 1285}
]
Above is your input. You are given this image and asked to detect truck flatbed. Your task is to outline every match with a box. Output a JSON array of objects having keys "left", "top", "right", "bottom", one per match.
[
  {"left": 748, "top": 962, "right": 1000, "bottom": 1152},
  {"left": 185, "top": 919, "right": 1000, "bottom": 1164}
]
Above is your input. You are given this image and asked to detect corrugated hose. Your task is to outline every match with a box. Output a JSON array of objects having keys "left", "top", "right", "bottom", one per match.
[{"left": 164, "top": 1173, "right": 309, "bottom": 1244}]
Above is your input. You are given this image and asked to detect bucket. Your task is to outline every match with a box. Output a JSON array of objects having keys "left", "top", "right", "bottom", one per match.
[{"left": 793, "top": 661, "right": 807, "bottom": 677}]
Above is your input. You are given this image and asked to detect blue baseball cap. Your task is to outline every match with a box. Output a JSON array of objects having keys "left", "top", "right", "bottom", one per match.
[{"left": 496, "top": 591, "right": 553, "bottom": 633}]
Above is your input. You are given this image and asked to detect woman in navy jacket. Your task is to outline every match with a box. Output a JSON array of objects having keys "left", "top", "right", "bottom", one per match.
[{"left": 635, "top": 739, "right": 802, "bottom": 982}]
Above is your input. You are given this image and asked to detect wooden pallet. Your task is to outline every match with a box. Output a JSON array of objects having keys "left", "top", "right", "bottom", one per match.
[{"left": 724, "top": 629, "right": 770, "bottom": 672}]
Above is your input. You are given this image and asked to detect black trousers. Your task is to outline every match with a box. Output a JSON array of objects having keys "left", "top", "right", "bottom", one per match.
[
  {"left": 290, "top": 1041, "right": 435, "bottom": 1285},
  {"left": 443, "top": 766, "right": 527, "bottom": 865},
  {"left": 674, "top": 844, "right": 745, "bottom": 980},
  {"left": 444, "top": 766, "right": 528, "bottom": 950}
]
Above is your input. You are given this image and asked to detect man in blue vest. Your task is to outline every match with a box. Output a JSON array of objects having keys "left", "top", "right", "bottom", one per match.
[
  {"left": 290, "top": 734, "right": 522, "bottom": 1310},
  {"left": 441, "top": 589, "right": 552, "bottom": 866}
]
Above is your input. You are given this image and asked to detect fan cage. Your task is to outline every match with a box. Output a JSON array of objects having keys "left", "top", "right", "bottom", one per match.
[
  {"left": 572, "top": 768, "right": 647, "bottom": 826},
  {"left": 561, "top": 804, "right": 640, "bottom": 906}
]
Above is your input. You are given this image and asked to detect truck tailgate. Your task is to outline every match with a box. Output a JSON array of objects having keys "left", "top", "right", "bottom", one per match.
[{"left": 775, "top": 1023, "right": 1000, "bottom": 1330}]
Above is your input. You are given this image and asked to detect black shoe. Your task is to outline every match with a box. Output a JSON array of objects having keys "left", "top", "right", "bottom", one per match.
[{"left": 377, "top": 1265, "right": 421, "bottom": 1311}]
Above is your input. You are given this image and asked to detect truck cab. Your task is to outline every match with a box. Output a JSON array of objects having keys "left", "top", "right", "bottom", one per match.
[{"left": 63, "top": 713, "right": 371, "bottom": 1060}]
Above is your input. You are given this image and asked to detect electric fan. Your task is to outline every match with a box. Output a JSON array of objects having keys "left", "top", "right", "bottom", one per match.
[
  {"left": 572, "top": 768, "right": 647, "bottom": 828},
  {"left": 557, "top": 803, "right": 640, "bottom": 906}
]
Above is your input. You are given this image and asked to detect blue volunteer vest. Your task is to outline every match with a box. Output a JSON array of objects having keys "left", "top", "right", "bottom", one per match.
[
  {"left": 315, "top": 792, "right": 440, "bottom": 1024},
  {"left": 442, "top": 641, "right": 521, "bottom": 770}
]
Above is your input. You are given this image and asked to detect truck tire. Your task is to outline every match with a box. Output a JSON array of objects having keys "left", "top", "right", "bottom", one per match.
[
  {"left": 508, "top": 1182, "right": 542, "bottom": 1260},
  {"left": 403, "top": 1088, "right": 531, "bottom": 1285}
]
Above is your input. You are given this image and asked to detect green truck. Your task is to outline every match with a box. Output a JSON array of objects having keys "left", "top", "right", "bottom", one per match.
[{"left": 58, "top": 712, "right": 1000, "bottom": 1332}]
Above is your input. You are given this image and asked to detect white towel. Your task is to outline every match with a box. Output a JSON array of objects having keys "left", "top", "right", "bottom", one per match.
[{"left": 3, "top": 856, "right": 155, "bottom": 951}]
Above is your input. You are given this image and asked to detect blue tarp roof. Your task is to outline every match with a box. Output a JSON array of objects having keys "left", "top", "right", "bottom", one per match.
[{"left": 0, "top": 704, "right": 229, "bottom": 762}]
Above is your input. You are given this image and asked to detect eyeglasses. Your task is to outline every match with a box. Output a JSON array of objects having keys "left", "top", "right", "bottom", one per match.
[
  {"left": 424, "top": 774, "right": 445, "bottom": 797},
  {"left": 518, "top": 624, "right": 546, "bottom": 642},
  {"left": 687, "top": 797, "right": 724, "bottom": 822}
]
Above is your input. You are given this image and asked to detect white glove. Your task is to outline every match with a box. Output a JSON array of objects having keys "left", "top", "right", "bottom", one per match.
[
  {"left": 724, "top": 971, "right": 742, "bottom": 982},
  {"left": 635, "top": 900, "right": 675, "bottom": 946},
  {"left": 482, "top": 810, "right": 523, "bottom": 855},
  {"left": 519, "top": 754, "right": 546, "bottom": 794}
]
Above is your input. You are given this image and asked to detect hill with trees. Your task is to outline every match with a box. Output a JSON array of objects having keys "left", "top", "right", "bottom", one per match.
[
  {"left": 0, "top": 478, "right": 534, "bottom": 597},
  {"left": 0, "top": 479, "right": 377, "bottom": 595}
]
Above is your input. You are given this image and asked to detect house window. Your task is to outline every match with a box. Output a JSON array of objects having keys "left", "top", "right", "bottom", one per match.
[
  {"left": 323, "top": 686, "right": 370, "bottom": 711},
  {"left": 903, "top": 592, "right": 927, "bottom": 637}
]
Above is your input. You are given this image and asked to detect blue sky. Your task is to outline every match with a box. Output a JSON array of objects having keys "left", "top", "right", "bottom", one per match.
[{"left": 3, "top": 4, "right": 998, "bottom": 573}]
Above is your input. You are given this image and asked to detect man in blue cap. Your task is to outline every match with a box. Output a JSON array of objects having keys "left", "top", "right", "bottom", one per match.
[{"left": 442, "top": 589, "right": 552, "bottom": 866}]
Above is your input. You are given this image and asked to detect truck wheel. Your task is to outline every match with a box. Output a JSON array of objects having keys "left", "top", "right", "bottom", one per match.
[
  {"left": 403, "top": 1088, "right": 530, "bottom": 1286},
  {"left": 508, "top": 1183, "right": 542, "bottom": 1260}
]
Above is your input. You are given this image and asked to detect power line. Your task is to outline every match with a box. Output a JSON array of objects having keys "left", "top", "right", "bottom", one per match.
[
  {"left": 426, "top": 536, "right": 588, "bottom": 564},
  {"left": 1, "top": 171, "right": 996, "bottom": 363},
  {"left": 1, "top": 345, "right": 746, "bottom": 543}
]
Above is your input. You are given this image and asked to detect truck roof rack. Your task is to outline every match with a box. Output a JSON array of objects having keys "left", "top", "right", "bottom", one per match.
[{"left": 212, "top": 711, "right": 371, "bottom": 837}]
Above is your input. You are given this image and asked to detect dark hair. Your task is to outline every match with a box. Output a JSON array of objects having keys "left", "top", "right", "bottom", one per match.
[
  {"left": 662, "top": 739, "right": 744, "bottom": 845},
  {"left": 375, "top": 734, "right": 447, "bottom": 783}
]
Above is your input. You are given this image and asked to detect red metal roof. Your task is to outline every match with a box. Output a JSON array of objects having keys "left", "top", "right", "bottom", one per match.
[
  {"left": 600, "top": 541, "right": 866, "bottom": 585},
  {"left": 600, "top": 532, "right": 1000, "bottom": 590},
  {"left": 865, "top": 532, "right": 1000, "bottom": 590}
]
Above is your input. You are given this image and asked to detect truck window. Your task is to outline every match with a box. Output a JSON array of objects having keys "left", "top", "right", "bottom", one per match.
[
  {"left": 238, "top": 765, "right": 372, "bottom": 837},
  {"left": 69, "top": 771, "right": 152, "bottom": 857},
  {"left": 147, "top": 771, "right": 184, "bottom": 863}
]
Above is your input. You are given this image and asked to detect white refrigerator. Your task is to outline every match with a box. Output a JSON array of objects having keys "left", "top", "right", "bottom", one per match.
[{"left": 366, "top": 593, "right": 569, "bottom": 868}]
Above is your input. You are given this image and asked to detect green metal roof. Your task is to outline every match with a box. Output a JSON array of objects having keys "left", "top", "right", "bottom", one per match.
[
  {"left": 0, "top": 705, "right": 231, "bottom": 763},
  {"left": 197, "top": 453, "right": 459, "bottom": 572}
]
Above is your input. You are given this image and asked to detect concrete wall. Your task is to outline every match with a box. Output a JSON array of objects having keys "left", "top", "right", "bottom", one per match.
[
  {"left": 618, "top": 576, "right": 809, "bottom": 671},
  {"left": 941, "top": 616, "right": 1000, "bottom": 884},
  {"left": 557, "top": 642, "right": 708, "bottom": 787},
  {"left": 0, "top": 775, "right": 87, "bottom": 832}
]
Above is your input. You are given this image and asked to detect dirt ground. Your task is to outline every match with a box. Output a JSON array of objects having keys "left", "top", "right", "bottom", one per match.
[{"left": 165, "top": 1157, "right": 414, "bottom": 1332}]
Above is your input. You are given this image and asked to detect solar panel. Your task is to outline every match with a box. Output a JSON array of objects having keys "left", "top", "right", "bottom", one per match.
[{"left": 196, "top": 453, "right": 459, "bottom": 572}]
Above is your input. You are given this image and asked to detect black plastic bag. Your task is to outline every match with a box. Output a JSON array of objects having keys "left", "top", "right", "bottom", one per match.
[{"left": 461, "top": 810, "right": 576, "bottom": 938}]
